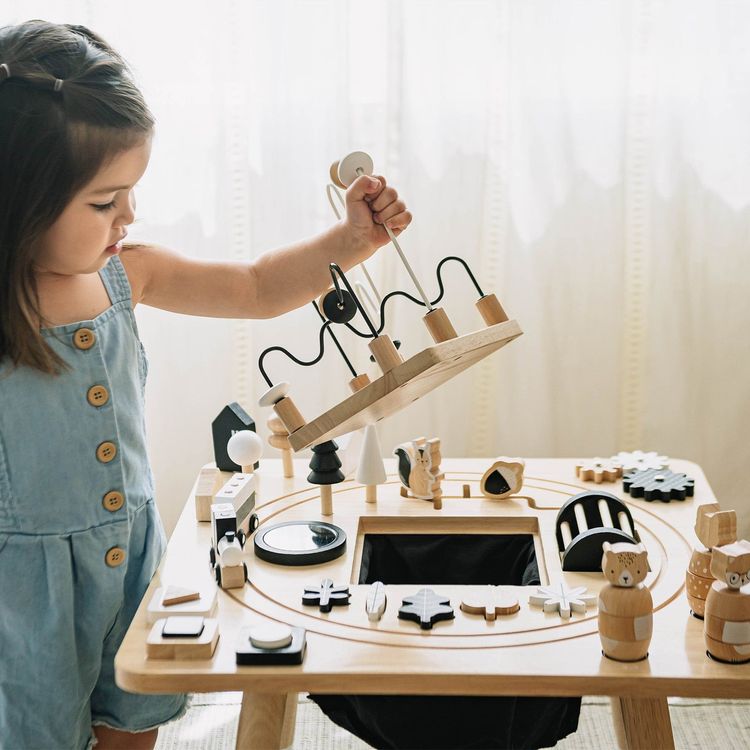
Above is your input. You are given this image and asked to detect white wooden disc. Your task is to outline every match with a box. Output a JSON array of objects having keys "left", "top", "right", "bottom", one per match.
[
  {"left": 248, "top": 623, "right": 294, "bottom": 650},
  {"left": 258, "top": 382, "right": 289, "bottom": 408},
  {"left": 227, "top": 430, "right": 264, "bottom": 467},
  {"left": 337, "top": 151, "right": 374, "bottom": 188}
]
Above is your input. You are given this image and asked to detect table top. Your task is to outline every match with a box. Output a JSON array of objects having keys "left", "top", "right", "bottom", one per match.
[{"left": 115, "top": 457, "right": 750, "bottom": 699}]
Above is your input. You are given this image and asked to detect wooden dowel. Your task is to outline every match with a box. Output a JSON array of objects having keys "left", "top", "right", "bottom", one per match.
[
  {"left": 423, "top": 307, "right": 458, "bottom": 343},
  {"left": 475, "top": 293, "right": 509, "bottom": 325}
]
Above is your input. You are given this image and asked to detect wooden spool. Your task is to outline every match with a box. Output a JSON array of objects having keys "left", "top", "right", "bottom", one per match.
[
  {"left": 320, "top": 485, "right": 333, "bottom": 517},
  {"left": 475, "top": 293, "right": 509, "bottom": 326},
  {"left": 598, "top": 584, "right": 653, "bottom": 662},
  {"left": 349, "top": 374, "right": 371, "bottom": 393},
  {"left": 423, "top": 307, "right": 458, "bottom": 344},
  {"left": 273, "top": 396, "right": 306, "bottom": 435},
  {"left": 368, "top": 334, "right": 404, "bottom": 374}
]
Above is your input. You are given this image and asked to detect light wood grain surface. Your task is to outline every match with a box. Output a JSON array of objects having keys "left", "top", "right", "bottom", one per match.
[{"left": 115, "top": 458, "right": 750, "bottom": 700}]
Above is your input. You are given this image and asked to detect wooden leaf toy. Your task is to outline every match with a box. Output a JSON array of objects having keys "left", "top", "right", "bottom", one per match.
[
  {"left": 398, "top": 588, "right": 454, "bottom": 630},
  {"left": 460, "top": 586, "right": 520, "bottom": 621},
  {"left": 366, "top": 581, "right": 387, "bottom": 622},
  {"left": 529, "top": 583, "right": 597, "bottom": 620},
  {"left": 302, "top": 578, "right": 351, "bottom": 613}
]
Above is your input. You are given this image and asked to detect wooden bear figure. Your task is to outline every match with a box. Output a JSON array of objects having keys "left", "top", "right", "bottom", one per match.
[
  {"left": 686, "top": 503, "right": 737, "bottom": 619},
  {"left": 703, "top": 540, "right": 750, "bottom": 664},
  {"left": 598, "top": 541, "right": 653, "bottom": 662}
]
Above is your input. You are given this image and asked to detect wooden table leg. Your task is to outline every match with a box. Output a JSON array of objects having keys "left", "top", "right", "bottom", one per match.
[
  {"left": 610, "top": 696, "right": 675, "bottom": 750},
  {"left": 236, "top": 692, "right": 298, "bottom": 750}
]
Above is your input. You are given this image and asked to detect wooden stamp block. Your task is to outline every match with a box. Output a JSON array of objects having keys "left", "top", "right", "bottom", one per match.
[
  {"left": 146, "top": 618, "right": 219, "bottom": 660},
  {"left": 236, "top": 625, "right": 306, "bottom": 666},
  {"left": 147, "top": 587, "right": 217, "bottom": 624}
]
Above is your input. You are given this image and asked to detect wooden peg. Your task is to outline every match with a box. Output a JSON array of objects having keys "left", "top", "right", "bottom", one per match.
[
  {"left": 320, "top": 485, "right": 333, "bottom": 516},
  {"left": 267, "top": 415, "right": 294, "bottom": 478},
  {"left": 462, "top": 484, "right": 471, "bottom": 498},
  {"left": 423, "top": 307, "right": 458, "bottom": 343},
  {"left": 349, "top": 373, "right": 371, "bottom": 393},
  {"left": 368, "top": 334, "right": 404, "bottom": 374},
  {"left": 475, "top": 293, "right": 509, "bottom": 326},
  {"left": 259, "top": 382, "right": 306, "bottom": 435}
]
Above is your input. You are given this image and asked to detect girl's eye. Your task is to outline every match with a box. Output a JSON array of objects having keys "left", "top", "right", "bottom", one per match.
[{"left": 92, "top": 200, "right": 117, "bottom": 212}]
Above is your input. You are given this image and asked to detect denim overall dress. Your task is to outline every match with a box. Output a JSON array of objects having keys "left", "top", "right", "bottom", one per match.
[{"left": 0, "top": 255, "right": 186, "bottom": 749}]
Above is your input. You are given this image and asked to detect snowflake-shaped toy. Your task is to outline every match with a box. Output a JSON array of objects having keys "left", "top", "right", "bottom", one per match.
[
  {"left": 611, "top": 450, "right": 669, "bottom": 473},
  {"left": 575, "top": 458, "right": 623, "bottom": 484},
  {"left": 528, "top": 583, "right": 597, "bottom": 620}
]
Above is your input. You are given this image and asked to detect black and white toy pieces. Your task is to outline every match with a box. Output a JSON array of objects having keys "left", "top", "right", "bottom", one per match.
[
  {"left": 236, "top": 625, "right": 306, "bottom": 665},
  {"left": 302, "top": 578, "right": 351, "bottom": 613},
  {"left": 623, "top": 468, "right": 695, "bottom": 502},
  {"left": 398, "top": 588, "right": 454, "bottom": 630}
]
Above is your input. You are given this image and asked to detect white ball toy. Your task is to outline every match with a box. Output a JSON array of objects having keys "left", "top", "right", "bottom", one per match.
[{"left": 227, "top": 430, "right": 264, "bottom": 468}]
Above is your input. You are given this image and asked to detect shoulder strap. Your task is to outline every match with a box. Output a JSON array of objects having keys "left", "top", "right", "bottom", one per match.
[{"left": 99, "top": 255, "right": 132, "bottom": 305}]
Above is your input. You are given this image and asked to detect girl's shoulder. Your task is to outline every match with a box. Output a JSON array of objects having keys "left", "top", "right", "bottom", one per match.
[{"left": 119, "top": 243, "right": 155, "bottom": 307}]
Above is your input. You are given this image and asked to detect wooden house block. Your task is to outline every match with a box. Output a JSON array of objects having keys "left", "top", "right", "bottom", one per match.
[{"left": 146, "top": 618, "right": 220, "bottom": 660}]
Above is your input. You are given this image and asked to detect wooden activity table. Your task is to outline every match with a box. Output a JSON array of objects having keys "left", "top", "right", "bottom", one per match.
[{"left": 115, "top": 457, "right": 750, "bottom": 750}]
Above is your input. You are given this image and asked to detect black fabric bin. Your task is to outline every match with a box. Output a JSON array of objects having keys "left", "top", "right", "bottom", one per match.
[{"left": 310, "top": 533, "right": 581, "bottom": 749}]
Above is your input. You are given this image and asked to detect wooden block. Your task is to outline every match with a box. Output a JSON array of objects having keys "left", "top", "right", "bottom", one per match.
[
  {"left": 704, "top": 631, "right": 750, "bottom": 664},
  {"left": 288, "top": 320, "right": 522, "bottom": 451},
  {"left": 217, "top": 563, "right": 246, "bottom": 590},
  {"left": 195, "top": 467, "right": 223, "bottom": 522},
  {"left": 147, "top": 587, "right": 218, "bottom": 625},
  {"left": 695, "top": 503, "right": 737, "bottom": 549},
  {"left": 475, "top": 293, "right": 508, "bottom": 325},
  {"left": 162, "top": 585, "right": 201, "bottom": 606},
  {"left": 423, "top": 307, "right": 458, "bottom": 343},
  {"left": 462, "top": 484, "right": 471, "bottom": 498},
  {"left": 598, "top": 609, "right": 653, "bottom": 642},
  {"left": 146, "top": 618, "right": 219, "bottom": 660},
  {"left": 368, "top": 334, "right": 404, "bottom": 374},
  {"left": 214, "top": 473, "right": 255, "bottom": 527},
  {"left": 598, "top": 584, "right": 653, "bottom": 617},
  {"left": 460, "top": 587, "right": 520, "bottom": 621}
]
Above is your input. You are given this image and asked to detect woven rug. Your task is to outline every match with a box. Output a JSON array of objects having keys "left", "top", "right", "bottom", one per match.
[{"left": 154, "top": 693, "right": 750, "bottom": 749}]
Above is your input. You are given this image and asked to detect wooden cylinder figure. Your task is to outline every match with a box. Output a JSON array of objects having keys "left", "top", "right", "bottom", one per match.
[
  {"left": 598, "top": 542, "right": 652, "bottom": 662},
  {"left": 703, "top": 540, "right": 750, "bottom": 664},
  {"left": 267, "top": 415, "right": 294, "bottom": 478},
  {"left": 308, "top": 440, "right": 345, "bottom": 516}
]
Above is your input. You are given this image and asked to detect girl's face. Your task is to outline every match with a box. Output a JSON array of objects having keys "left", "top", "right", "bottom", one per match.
[{"left": 35, "top": 137, "right": 152, "bottom": 276}]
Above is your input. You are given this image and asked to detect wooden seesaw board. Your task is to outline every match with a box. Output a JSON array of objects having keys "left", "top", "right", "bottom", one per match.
[{"left": 288, "top": 319, "right": 522, "bottom": 451}]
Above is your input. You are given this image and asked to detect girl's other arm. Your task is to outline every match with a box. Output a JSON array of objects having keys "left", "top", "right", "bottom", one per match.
[{"left": 123, "top": 175, "right": 411, "bottom": 319}]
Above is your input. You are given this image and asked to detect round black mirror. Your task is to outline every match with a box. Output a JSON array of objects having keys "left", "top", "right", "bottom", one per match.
[{"left": 253, "top": 521, "right": 347, "bottom": 566}]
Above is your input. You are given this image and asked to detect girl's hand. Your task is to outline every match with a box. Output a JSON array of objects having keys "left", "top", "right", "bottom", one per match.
[{"left": 344, "top": 174, "right": 412, "bottom": 260}]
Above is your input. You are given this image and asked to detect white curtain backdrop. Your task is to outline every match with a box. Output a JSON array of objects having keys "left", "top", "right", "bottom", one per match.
[{"left": 8, "top": 0, "right": 750, "bottom": 536}]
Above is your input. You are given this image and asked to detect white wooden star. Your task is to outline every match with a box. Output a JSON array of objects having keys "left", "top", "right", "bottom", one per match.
[{"left": 528, "top": 583, "right": 597, "bottom": 620}]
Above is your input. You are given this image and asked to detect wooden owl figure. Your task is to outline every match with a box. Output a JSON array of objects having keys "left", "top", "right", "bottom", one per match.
[
  {"left": 704, "top": 540, "right": 750, "bottom": 664},
  {"left": 597, "top": 542, "right": 653, "bottom": 662}
]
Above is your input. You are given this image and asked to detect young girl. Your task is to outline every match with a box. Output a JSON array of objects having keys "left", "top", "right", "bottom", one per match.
[{"left": 0, "top": 20, "right": 410, "bottom": 750}]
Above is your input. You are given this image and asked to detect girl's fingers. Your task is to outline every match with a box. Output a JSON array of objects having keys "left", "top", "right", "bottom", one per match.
[
  {"left": 364, "top": 174, "right": 387, "bottom": 203},
  {"left": 373, "top": 201, "right": 406, "bottom": 224},
  {"left": 371, "top": 186, "right": 398, "bottom": 213},
  {"left": 383, "top": 210, "right": 412, "bottom": 231}
]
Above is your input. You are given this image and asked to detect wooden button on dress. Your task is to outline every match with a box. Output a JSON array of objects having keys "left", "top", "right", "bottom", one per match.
[
  {"left": 96, "top": 441, "right": 117, "bottom": 463},
  {"left": 72, "top": 328, "right": 96, "bottom": 350},
  {"left": 87, "top": 385, "right": 109, "bottom": 407},
  {"left": 105, "top": 546, "right": 126, "bottom": 567},
  {"left": 102, "top": 491, "right": 124, "bottom": 512}
]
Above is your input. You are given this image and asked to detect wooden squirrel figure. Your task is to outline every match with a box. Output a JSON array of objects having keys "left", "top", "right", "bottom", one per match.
[
  {"left": 598, "top": 541, "right": 653, "bottom": 662},
  {"left": 394, "top": 437, "right": 443, "bottom": 507}
]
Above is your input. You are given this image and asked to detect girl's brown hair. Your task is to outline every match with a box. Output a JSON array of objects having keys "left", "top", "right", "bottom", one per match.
[{"left": 0, "top": 20, "right": 154, "bottom": 374}]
